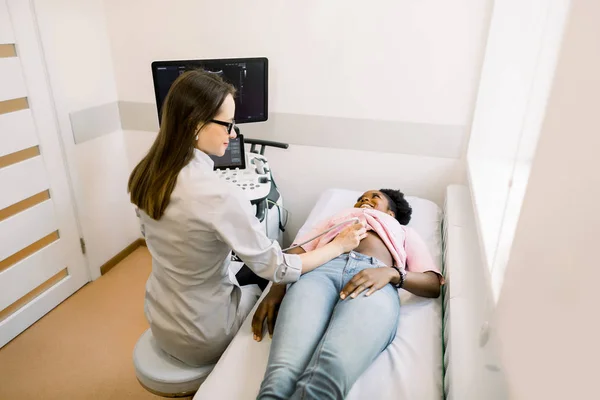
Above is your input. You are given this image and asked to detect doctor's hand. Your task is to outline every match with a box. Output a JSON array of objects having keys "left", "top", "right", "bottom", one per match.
[
  {"left": 252, "top": 284, "right": 286, "bottom": 342},
  {"left": 333, "top": 222, "right": 368, "bottom": 253},
  {"left": 340, "top": 267, "right": 398, "bottom": 300}
]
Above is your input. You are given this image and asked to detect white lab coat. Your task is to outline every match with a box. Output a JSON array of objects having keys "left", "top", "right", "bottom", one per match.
[{"left": 139, "top": 149, "right": 301, "bottom": 366}]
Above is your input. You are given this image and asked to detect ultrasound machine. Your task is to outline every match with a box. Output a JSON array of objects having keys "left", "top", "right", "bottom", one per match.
[{"left": 151, "top": 57, "right": 289, "bottom": 247}]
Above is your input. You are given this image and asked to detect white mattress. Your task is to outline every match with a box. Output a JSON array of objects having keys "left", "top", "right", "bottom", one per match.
[{"left": 195, "top": 188, "right": 444, "bottom": 399}]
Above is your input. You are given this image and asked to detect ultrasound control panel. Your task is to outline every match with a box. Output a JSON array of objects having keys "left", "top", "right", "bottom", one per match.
[
  {"left": 215, "top": 153, "right": 271, "bottom": 202},
  {"left": 211, "top": 135, "right": 272, "bottom": 203}
]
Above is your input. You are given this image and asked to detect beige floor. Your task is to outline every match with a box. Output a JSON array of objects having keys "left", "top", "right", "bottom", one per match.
[{"left": 0, "top": 247, "right": 192, "bottom": 400}]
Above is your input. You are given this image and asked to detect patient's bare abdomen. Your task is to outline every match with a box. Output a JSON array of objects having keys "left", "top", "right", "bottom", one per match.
[{"left": 353, "top": 231, "right": 394, "bottom": 267}]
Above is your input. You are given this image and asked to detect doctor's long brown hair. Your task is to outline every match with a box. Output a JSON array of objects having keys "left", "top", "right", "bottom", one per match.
[{"left": 128, "top": 70, "right": 235, "bottom": 219}]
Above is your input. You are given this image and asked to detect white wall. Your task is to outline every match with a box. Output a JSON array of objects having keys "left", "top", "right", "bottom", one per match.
[
  {"left": 33, "top": 0, "right": 140, "bottom": 278},
  {"left": 104, "top": 0, "right": 491, "bottom": 127},
  {"left": 105, "top": 0, "right": 492, "bottom": 241},
  {"left": 496, "top": 0, "right": 600, "bottom": 398}
]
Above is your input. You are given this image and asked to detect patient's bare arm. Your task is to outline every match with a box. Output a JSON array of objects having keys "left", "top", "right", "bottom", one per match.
[
  {"left": 252, "top": 247, "right": 306, "bottom": 341},
  {"left": 340, "top": 268, "right": 441, "bottom": 300},
  {"left": 391, "top": 270, "right": 441, "bottom": 298}
]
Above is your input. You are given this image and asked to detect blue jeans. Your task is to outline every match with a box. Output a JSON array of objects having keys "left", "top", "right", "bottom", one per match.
[{"left": 257, "top": 251, "right": 401, "bottom": 400}]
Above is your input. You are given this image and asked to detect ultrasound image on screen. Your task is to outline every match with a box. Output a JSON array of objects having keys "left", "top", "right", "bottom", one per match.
[{"left": 152, "top": 58, "right": 267, "bottom": 124}]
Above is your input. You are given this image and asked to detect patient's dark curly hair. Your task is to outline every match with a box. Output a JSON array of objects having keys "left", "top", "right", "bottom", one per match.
[{"left": 380, "top": 189, "right": 412, "bottom": 225}]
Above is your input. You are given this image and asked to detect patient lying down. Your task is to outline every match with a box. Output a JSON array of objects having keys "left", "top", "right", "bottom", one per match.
[{"left": 252, "top": 189, "right": 443, "bottom": 400}]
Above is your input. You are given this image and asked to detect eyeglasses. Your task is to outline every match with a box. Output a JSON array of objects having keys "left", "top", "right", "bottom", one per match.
[{"left": 211, "top": 119, "right": 235, "bottom": 134}]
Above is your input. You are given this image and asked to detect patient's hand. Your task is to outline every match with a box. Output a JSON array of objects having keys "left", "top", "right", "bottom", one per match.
[
  {"left": 340, "top": 267, "right": 398, "bottom": 299},
  {"left": 252, "top": 284, "right": 286, "bottom": 341}
]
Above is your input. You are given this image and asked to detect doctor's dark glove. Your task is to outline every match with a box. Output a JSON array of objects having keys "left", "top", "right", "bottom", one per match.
[
  {"left": 333, "top": 222, "right": 368, "bottom": 253},
  {"left": 340, "top": 267, "right": 399, "bottom": 300},
  {"left": 252, "top": 284, "right": 287, "bottom": 341}
]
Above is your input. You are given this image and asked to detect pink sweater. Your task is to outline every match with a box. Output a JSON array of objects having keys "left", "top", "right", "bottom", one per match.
[{"left": 293, "top": 208, "right": 444, "bottom": 281}]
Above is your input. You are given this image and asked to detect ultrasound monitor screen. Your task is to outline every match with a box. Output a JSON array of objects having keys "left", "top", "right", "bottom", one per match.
[{"left": 151, "top": 58, "right": 268, "bottom": 124}]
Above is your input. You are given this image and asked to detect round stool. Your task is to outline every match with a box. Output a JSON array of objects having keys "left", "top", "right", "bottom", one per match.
[{"left": 133, "top": 329, "right": 215, "bottom": 398}]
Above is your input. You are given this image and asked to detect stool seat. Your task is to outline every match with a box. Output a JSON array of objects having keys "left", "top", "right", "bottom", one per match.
[{"left": 133, "top": 329, "right": 214, "bottom": 397}]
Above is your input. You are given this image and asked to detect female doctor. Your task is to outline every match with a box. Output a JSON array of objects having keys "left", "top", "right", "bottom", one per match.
[{"left": 128, "top": 70, "right": 366, "bottom": 367}]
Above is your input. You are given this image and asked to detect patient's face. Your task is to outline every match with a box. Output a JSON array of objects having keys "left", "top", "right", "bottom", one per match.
[{"left": 354, "top": 190, "right": 394, "bottom": 217}]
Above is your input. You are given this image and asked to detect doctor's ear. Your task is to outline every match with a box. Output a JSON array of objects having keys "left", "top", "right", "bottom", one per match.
[
  {"left": 195, "top": 121, "right": 207, "bottom": 133},
  {"left": 194, "top": 123, "right": 205, "bottom": 141}
]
